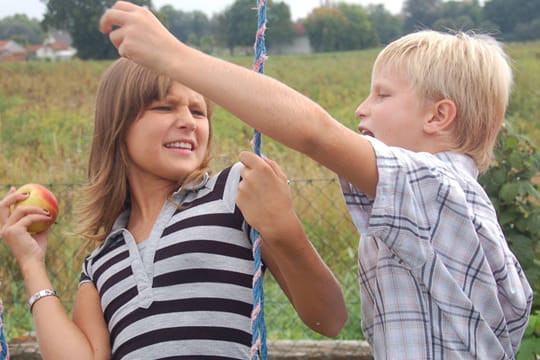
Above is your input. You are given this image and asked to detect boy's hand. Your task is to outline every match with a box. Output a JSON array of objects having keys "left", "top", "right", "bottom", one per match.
[
  {"left": 237, "top": 151, "right": 296, "bottom": 241},
  {"left": 99, "top": 1, "right": 182, "bottom": 71}
]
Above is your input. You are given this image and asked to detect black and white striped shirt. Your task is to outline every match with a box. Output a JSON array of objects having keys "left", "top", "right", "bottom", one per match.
[{"left": 80, "top": 163, "right": 255, "bottom": 359}]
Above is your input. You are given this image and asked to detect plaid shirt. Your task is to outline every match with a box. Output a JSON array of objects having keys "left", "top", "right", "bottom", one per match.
[{"left": 340, "top": 136, "right": 533, "bottom": 359}]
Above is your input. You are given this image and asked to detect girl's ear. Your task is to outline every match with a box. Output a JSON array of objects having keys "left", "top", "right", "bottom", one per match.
[{"left": 424, "top": 99, "right": 456, "bottom": 135}]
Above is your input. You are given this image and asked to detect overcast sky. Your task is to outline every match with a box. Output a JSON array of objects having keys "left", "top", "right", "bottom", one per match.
[{"left": 0, "top": 0, "right": 404, "bottom": 21}]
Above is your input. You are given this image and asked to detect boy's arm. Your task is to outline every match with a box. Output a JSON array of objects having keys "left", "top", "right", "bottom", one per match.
[
  {"left": 237, "top": 152, "right": 347, "bottom": 337},
  {"left": 100, "top": 1, "right": 378, "bottom": 197}
]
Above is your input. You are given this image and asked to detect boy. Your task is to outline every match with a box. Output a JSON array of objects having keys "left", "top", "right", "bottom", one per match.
[{"left": 100, "top": 2, "right": 533, "bottom": 358}]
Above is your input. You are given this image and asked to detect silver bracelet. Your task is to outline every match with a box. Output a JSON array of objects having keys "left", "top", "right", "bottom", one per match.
[{"left": 28, "top": 289, "right": 58, "bottom": 313}]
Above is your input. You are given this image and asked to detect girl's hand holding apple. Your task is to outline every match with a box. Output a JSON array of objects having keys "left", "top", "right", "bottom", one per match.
[{"left": 0, "top": 184, "right": 59, "bottom": 266}]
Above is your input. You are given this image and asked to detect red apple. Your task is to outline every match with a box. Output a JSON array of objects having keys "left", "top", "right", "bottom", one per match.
[{"left": 12, "top": 183, "right": 59, "bottom": 233}]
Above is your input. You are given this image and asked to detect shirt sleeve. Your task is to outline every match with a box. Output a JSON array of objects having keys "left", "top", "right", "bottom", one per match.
[
  {"left": 79, "top": 255, "right": 94, "bottom": 287},
  {"left": 351, "top": 136, "right": 452, "bottom": 269}
]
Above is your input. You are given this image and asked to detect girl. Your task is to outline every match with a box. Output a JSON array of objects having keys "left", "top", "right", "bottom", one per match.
[{"left": 0, "top": 58, "right": 346, "bottom": 359}]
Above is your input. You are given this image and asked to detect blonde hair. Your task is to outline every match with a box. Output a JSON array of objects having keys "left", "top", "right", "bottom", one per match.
[
  {"left": 373, "top": 30, "right": 512, "bottom": 172},
  {"left": 76, "top": 58, "right": 214, "bottom": 242}
]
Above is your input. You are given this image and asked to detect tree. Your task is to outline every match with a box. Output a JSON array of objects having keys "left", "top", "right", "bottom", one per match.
[
  {"left": 304, "top": 7, "right": 349, "bottom": 52},
  {"left": 42, "top": 0, "right": 153, "bottom": 59},
  {"left": 158, "top": 5, "right": 211, "bottom": 47},
  {"left": 367, "top": 5, "right": 403, "bottom": 45},
  {"left": 304, "top": 4, "right": 377, "bottom": 52},
  {"left": 402, "top": 0, "right": 443, "bottom": 33},
  {"left": 337, "top": 3, "right": 378, "bottom": 50},
  {"left": 222, "top": 0, "right": 259, "bottom": 54},
  {"left": 484, "top": 0, "right": 540, "bottom": 40},
  {"left": 0, "top": 15, "right": 45, "bottom": 45},
  {"left": 266, "top": 2, "right": 295, "bottom": 50},
  {"left": 218, "top": 0, "right": 293, "bottom": 55},
  {"left": 512, "top": 18, "right": 540, "bottom": 41},
  {"left": 432, "top": 0, "right": 483, "bottom": 32}
]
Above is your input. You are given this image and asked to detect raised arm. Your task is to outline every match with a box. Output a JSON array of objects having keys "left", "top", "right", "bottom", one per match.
[{"left": 99, "top": 1, "right": 378, "bottom": 197}]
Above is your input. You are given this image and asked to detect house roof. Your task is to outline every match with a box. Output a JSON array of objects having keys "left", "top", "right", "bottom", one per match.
[
  {"left": 45, "top": 40, "right": 70, "bottom": 51},
  {"left": 26, "top": 44, "right": 43, "bottom": 52}
]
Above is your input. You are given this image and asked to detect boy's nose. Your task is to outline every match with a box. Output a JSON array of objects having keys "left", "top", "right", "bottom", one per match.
[{"left": 355, "top": 99, "right": 369, "bottom": 119}]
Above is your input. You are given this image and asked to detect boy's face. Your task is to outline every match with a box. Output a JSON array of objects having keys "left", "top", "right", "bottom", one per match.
[{"left": 355, "top": 68, "right": 435, "bottom": 151}]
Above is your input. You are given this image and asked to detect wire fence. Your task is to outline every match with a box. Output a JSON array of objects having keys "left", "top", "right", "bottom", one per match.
[{"left": 0, "top": 179, "right": 370, "bottom": 358}]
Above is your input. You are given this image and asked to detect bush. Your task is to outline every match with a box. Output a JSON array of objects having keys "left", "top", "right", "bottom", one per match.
[{"left": 479, "top": 122, "right": 540, "bottom": 358}]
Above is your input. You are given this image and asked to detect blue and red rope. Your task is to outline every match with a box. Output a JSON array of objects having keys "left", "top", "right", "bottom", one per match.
[
  {"left": 0, "top": 300, "right": 9, "bottom": 360},
  {"left": 250, "top": 1, "right": 269, "bottom": 359}
]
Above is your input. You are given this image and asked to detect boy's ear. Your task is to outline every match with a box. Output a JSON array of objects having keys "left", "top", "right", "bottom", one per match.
[{"left": 424, "top": 99, "right": 456, "bottom": 134}]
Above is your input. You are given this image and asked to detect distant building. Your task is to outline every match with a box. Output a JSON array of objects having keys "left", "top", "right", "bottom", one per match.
[
  {"left": 35, "top": 32, "right": 77, "bottom": 61},
  {"left": 271, "top": 21, "right": 313, "bottom": 55},
  {"left": 0, "top": 40, "right": 27, "bottom": 61},
  {"left": 1, "top": 30, "right": 77, "bottom": 62}
]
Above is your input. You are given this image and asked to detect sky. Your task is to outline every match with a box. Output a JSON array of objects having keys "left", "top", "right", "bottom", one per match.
[{"left": 0, "top": 0, "right": 404, "bottom": 21}]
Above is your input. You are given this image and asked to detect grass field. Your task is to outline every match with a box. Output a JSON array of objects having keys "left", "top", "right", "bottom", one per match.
[{"left": 0, "top": 41, "right": 539, "bottom": 341}]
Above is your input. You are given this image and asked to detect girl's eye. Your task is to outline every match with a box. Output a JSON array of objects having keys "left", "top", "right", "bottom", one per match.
[
  {"left": 191, "top": 109, "right": 206, "bottom": 117},
  {"left": 152, "top": 106, "right": 173, "bottom": 111}
]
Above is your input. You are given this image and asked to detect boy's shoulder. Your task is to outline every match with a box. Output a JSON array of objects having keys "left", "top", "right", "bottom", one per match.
[{"left": 366, "top": 136, "right": 479, "bottom": 180}]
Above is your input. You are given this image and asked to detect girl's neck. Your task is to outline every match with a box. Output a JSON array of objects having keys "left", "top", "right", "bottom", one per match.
[{"left": 127, "top": 179, "right": 177, "bottom": 243}]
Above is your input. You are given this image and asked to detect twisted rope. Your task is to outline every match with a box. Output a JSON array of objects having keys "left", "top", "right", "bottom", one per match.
[
  {"left": 0, "top": 301, "right": 9, "bottom": 360},
  {"left": 250, "top": 1, "right": 268, "bottom": 359}
]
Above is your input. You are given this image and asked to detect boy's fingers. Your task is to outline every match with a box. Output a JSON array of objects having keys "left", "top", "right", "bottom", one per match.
[{"left": 99, "top": 9, "right": 126, "bottom": 34}]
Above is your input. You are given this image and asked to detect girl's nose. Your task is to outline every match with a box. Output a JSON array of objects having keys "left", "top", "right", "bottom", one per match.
[{"left": 175, "top": 108, "right": 197, "bottom": 131}]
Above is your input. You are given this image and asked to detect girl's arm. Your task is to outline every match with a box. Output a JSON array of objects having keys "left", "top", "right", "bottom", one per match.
[
  {"left": 237, "top": 152, "right": 347, "bottom": 337},
  {"left": 99, "top": 1, "right": 378, "bottom": 197},
  {"left": 0, "top": 189, "right": 110, "bottom": 360}
]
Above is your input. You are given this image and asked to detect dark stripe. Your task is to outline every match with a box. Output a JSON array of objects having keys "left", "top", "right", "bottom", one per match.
[
  {"left": 110, "top": 298, "right": 252, "bottom": 342},
  {"left": 153, "top": 269, "right": 252, "bottom": 288},
  {"left": 162, "top": 211, "right": 244, "bottom": 237},
  {"left": 91, "top": 236, "right": 125, "bottom": 263},
  {"left": 113, "top": 326, "right": 250, "bottom": 360},
  {"left": 93, "top": 250, "right": 130, "bottom": 285},
  {"left": 155, "top": 240, "right": 253, "bottom": 262},
  {"left": 104, "top": 286, "right": 138, "bottom": 323},
  {"left": 99, "top": 266, "right": 133, "bottom": 297}
]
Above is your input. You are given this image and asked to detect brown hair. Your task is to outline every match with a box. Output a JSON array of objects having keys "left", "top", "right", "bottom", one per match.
[{"left": 76, "top": 58, "right": 214, "bottom": 242}]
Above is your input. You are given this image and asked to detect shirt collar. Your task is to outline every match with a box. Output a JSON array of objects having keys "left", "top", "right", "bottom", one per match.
[{"left": 95, "top": 172, "right": 211, "bottom": 256}]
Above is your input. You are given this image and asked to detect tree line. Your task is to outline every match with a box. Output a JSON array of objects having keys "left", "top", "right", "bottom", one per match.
[{"left": 0, "top": 0, "right": 539, "bottom": 59}]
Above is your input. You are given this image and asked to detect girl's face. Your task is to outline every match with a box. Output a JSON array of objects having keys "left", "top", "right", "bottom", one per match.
[
  {"left": 125, "top": 82, "right": 210, "bottom": 186},
  {"left": 354, "top": 67, "right": 435, "bottom": 151}
]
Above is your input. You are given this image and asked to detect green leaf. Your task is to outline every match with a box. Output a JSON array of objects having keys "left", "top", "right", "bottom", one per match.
[
  {"left": 500, "top": 183, "right": 520, "bottom": 203},
  {"left": 505, "top": 134, "right": 520, "bottom": 149}
]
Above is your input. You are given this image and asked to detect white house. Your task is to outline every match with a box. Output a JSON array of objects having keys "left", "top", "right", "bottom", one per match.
[
  {"left": 0, "top": 40, "right": 27, "bottom": 61},
  {"left": 35, "top": 32, "right": 77, "bottom": 61}
]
